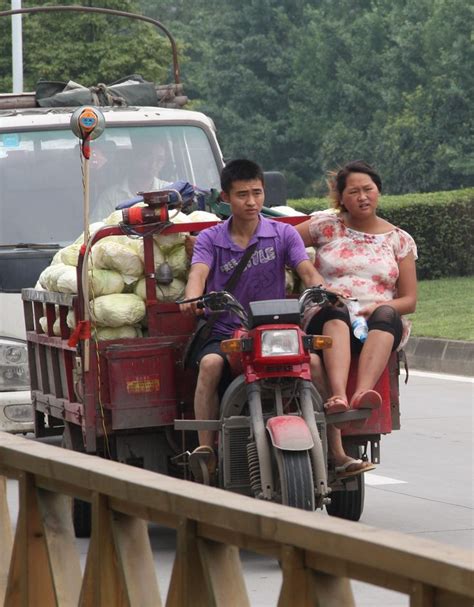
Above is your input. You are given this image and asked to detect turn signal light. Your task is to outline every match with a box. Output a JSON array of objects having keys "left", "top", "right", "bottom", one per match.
[
  {"left": 312, "top": 335, "right": 332, "bottom": 350},
  {"left": 220, "top": 339, "right": 242, "bottom": 353}
]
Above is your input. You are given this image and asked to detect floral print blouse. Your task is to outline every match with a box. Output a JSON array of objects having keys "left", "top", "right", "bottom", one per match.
[{"left": 307, "top": 210, "right": 418, "bottom": 348}]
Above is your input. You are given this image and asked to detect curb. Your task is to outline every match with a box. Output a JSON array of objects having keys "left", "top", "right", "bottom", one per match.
[{"left": 404, "top": 337, "right": 474, "bottom": 377}]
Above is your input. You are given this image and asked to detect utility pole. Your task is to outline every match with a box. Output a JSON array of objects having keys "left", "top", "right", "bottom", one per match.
[{"left": 12, "top": 0, "right": 23, "bottom": 93}]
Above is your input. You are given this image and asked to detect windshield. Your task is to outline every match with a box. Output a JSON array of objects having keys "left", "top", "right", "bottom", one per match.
[{"left": 0, "top": 125, "right": 221, "bottom": 246}]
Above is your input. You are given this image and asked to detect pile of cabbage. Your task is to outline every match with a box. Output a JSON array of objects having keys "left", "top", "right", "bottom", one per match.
[
  {"left": 37, "top": 208, "right": 220, "bottom": 340},
  {"left": 37, "top": 205, "right": 312, "bottom": 341}
]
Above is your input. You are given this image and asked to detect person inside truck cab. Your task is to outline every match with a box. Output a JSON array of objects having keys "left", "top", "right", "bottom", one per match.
[
  {"left": 179, "top": 158, "right": 331, "bottom": 482},
  {"left": 91, "top": 132, "right": 170, "bottom": 222}
]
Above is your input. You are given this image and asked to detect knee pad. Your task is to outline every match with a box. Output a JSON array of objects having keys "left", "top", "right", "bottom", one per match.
[{"left": 367, "top": 305, "right": 402, "bottom": 348}]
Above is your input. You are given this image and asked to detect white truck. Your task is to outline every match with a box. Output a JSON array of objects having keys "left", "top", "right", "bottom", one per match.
[{"left": 0, "top": 6, "right": 224, "bottom": 433}]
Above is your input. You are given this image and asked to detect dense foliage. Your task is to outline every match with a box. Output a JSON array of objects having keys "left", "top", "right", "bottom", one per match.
[
  {"left": 0, "top": 0, "right": 472, "bottom": 197},
  {"left": 0, "top": 0, "right": 169, "bottom": 90},
  {"left": 140, "top": 0, "right": 473, "bottom": 197},
  {"left": 289, "top": 188, "right": 474, "bottom": 280}
]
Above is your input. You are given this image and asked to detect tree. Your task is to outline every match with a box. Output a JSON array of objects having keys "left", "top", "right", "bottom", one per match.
[{"left": 0, "top": 0, "right": 171, "bottom": 92}]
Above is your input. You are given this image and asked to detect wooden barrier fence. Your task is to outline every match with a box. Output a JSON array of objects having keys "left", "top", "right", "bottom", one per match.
[{"left": 0, "top": 431, "right": 473, "bottom": 606}]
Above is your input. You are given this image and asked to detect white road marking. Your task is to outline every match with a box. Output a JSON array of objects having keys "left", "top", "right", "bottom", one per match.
[
  {"left": 365, "top": 473, "right": 407, "bottom": 486},
  {"left": 401, "top": 369, "right": 474, "bottom": 383}
]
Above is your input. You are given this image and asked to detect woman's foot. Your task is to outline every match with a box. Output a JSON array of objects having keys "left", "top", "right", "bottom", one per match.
[
  {"left": 324, "top": 395, "right": 349, "bottom": 415},
  {"left": 350, "top": 389, "right": 382, "bottom": 410},
  {"left": 335, "top": 457, "right": 376, "bottom": 479}
]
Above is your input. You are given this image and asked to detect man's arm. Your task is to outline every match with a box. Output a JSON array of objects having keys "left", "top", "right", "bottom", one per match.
[
  {"left": 179, "top": 262, "right": 210, "bottom": 316},
  {"left": 295, "top": 259, "right": 326, "bottom": 288}
]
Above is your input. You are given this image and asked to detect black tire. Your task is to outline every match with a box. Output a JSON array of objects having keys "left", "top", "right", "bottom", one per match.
[
  {"left": 276, "top": 449, "right": 315, "bottom": 510},
  {"left": 326, "top": 473, "right": 365, "bottom": 521},
  {"left": 61, "top": 427, "right": 92, "bottom": 537},
  {"left": 73, "top": 499, "right": 92, "bottom": 538}
]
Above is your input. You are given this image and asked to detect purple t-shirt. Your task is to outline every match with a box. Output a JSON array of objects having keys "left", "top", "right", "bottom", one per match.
[{"left": 191, "top": 215, "right": 309, "bottom": 335}]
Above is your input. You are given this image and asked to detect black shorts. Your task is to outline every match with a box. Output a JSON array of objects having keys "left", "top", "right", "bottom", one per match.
[{"left": 306, "top": 303, "right": 403, "bottom": 355}]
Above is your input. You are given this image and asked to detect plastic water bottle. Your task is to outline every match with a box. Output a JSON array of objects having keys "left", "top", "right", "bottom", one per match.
[{"left": 348, "top": 301, "right": 368, "bottom": 343}]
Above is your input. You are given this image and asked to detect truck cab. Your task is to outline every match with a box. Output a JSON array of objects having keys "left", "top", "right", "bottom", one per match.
[{"left": 0, "top": 103, "right": 224, "bottom": 433}]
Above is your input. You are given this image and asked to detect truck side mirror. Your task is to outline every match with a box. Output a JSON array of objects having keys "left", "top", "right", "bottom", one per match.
[{"left": 263, "top": 171, "right": 287, "bottom": 208}]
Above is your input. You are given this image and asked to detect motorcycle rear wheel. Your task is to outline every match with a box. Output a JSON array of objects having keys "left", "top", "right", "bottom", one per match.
[
  {"left": 275, "top": 449, "right": 315, "bottom": 510},
  {"left": 326, "top": 445, "right": 366, "bottom": 521},
  {"left": 326, "top": 473, "right": 365, "bottom": 521}
]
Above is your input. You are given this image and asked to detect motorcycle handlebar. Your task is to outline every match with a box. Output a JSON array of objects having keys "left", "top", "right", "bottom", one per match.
[
  {"left": 298, "top": 285, "right": 356, "bottom": 310},
  {"left": 176, "top": 291, "right": 245, "bottom": 314}
]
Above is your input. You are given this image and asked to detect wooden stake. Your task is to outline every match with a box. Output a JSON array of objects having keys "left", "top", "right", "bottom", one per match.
[{"left": 0, "top": 476, "right": 13, "bottom": 606}]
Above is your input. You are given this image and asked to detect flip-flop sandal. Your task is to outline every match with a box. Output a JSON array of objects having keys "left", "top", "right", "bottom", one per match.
[
  {"left": 335, "top": 458, "right": 376, "bottom": 479},
  {"left": 324, "top": 395, "right": 349, "bottom": 415},
  {"left": 189, "top": 446, "right": 216, "bottom": 485},
  {"left": 350, "top": 390, "right": 382, "bottom": 410}
]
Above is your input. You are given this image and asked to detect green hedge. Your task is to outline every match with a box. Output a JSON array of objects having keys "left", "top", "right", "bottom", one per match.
[{"left": 289, "top": 188, "right": 474, "bottom": 280}]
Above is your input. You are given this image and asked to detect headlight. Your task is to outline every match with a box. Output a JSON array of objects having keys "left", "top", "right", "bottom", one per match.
[
  {"left": 0, "top": 339, "right": 30, "bottom": 391},
  {"left": 261, "top": 329, "right": 300, "bottom": 357}
]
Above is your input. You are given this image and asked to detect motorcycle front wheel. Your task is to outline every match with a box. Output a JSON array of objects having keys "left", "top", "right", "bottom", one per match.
[{"left": 274, "top": 449, "right": 315, "bottom": 510}]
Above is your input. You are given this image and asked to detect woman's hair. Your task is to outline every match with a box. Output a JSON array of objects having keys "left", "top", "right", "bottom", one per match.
[{"left": 328, "top": 160, "right": 382, "bottom": 210}]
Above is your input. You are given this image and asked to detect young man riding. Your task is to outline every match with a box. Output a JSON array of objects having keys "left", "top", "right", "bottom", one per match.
[{"left": 180, "top": 159, "right": 325, "bottom": 481}]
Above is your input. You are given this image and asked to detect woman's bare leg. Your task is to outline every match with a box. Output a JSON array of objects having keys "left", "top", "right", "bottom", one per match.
[
  {"left": 354, "top": 329, "right": 394, "bottom": 394},
  {"left": 310, "top": 354, "right": 368, "bottom": 469},
  {"left": 322, "top": 319, "right": 351, "bottom": 401}
]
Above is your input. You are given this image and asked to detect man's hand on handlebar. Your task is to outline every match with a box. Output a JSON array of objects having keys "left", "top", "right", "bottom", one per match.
[{"left": 178, "top": 294, "right": 205, "bottom": 317}]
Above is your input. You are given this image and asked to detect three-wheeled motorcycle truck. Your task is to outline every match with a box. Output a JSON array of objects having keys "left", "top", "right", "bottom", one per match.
[{"left": 22, "top": 189, "right": 403, "bottom": 536}]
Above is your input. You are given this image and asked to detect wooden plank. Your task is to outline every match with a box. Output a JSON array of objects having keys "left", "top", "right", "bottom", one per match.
[
  {"left": 278, "top": 546, "right": 355, "bottom": 607},
  {"left": 0, "top": 433, "right": 473, "bottom": 601},
  {"left": 166, "top": 519, "right": 212, "bottom": 607},
  {"left": 5, "top": 472, "right": 56, "bottom": 606},
  {"left": 37, "top": 489, "right": 82, "bottom": 606},
  {"left": 109, "top": 495, "right": 179, "bottom": 529},
  {"left": 305, "top": 550, "right": 411, "bottom": 595},
  {"left": 79, "top": 492, "right": 128, "bottom": 607},
  {"left": 112, "top": 512, "right": 162, "bottom": 606},
  {"left": 197, "top": 522, "right": 280, "bottom": 558},
  {"left": 434, "top": 589, "right": 474, "bottom": 607},
  {"left": 0, "top": 476, "right": 13, "bottom": 606},
  {"left": 410, "top": 582, "right": 434, "bottom": 606},
  {"left": 197, "top": 539, "right": 250, "bottom": 606}
]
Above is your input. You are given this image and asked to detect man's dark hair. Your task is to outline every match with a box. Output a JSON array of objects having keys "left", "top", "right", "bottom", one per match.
[{"left": 220, "top": 159, "right": 265, "bottom": 194}]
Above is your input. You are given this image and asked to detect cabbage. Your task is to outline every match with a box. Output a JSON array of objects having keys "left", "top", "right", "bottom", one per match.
[
  {"left": 154, "top": 231, "right": 186, "bottom": 254},
  {"left": 89, "top": 269, "right": 124, "bottom": 296},
  {"left": 89, "top": 293, "right": 146, "bottom": 327},
  {"left": 58, "top": 243, "right": 82, "bottom": 266},
  {"left": 134, "top": 277, "right": 185, "bottom": 303},
  {"left": 185, "top": 210, "right": 221, "bottom": 223},
  {"left": 91, "top": 240, "right": 143, "bottom": 282},
  {"left": 38, "top": 263, "right": 69, "bottom": 291},
  {"left": 39, "top": 316, "right": 61, "bottom": 336},
  {"left": 270, "top": 206, "right": 307, "bottom": 217},
  {"left": 92, "top": 325, "right": 143, "bottom": 340},
  {"left": 166, "top": 245, "right": 188, "bottom": 279},
  {"left": 285, "top": 269, "right": 295, "bottom": 295},
  {"left": 132, "top": 239, "right": 165, "bottom": 268},
  {"left": 56, "top": 266, "right": 78, "bottom": 294},
  {"left": 103, "top": 209, "right": 124, "bottom": 226},
  {"left": 51, "top": 250, "right": 63, "bottom": 265},
  {"left": 74, "top": 222, "right": 105, "bottom": 244},
  {"left": 56, "top": 267, "right": 124, "bottom": 296},
  {"left": 67, "top": 310, "right": 76, "bottom": 329},
  {"left": 306, "top": 247, "right": 316, "bottom": 265}
]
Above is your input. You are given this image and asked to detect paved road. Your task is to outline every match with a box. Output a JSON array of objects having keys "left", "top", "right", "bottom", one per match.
[{"left": 5, "top": 371, "right": 473, "bottom": 606}]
